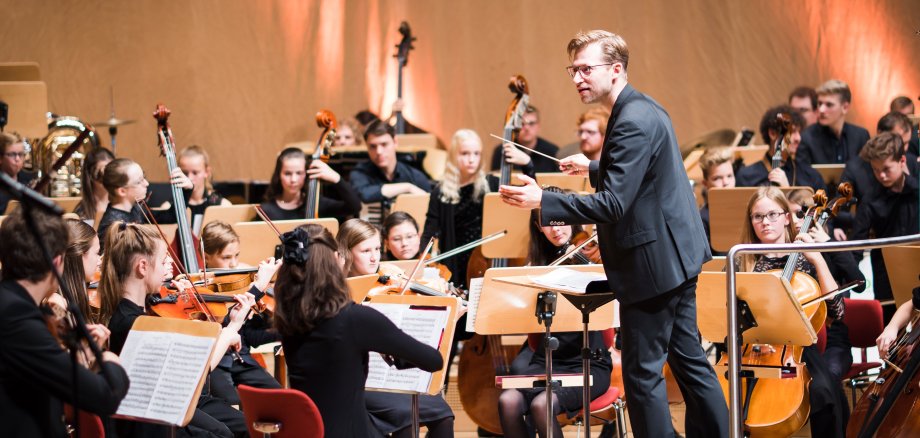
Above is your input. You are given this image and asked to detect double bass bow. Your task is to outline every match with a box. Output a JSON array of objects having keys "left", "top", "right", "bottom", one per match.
[
  {"left": 153, "top": 104, "right": 203, "bottom": 273},
  {"left": 305, "top": 110, "right": 337, "bottom": 219},
  {"left": 393, "top": 21, "right": 415, "bottom": 135}
]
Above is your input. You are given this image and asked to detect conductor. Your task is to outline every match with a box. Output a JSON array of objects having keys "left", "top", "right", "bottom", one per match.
[{"left": 499, "top": 30, "right": 728, "bottom": 437}]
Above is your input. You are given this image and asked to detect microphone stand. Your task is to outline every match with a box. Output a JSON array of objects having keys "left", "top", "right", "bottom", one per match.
[{"left": 1, "top": 174, "right": 114, "bottom": 437}]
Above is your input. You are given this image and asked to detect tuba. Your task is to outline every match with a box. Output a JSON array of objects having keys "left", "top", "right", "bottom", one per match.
[{"left": 30, "top": 114, "right": 100, "bottom": 197}]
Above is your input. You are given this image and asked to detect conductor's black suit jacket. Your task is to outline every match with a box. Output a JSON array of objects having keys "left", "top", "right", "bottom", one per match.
[{"left": 541, "top": 84, "right": 711, "bottom": 305}]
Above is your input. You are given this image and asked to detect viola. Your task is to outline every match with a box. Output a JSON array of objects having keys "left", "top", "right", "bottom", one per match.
[
  {"left": 459, "top": 75, "right": 532, "bottom": 435},
  {"left": 305, "top": 110, "right": 337, "bottom": 219},
  {"left": 153, "top": 104, "right": 203, "bottom": 273},
  {"left": 373, "top": 263, "right": 466, "bottom": 302}
]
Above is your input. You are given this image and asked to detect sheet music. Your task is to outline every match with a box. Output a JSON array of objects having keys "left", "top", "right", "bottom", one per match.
[
  {"left": 116, "top": 330, "right": 215, "bottom": 425},
  {"left": 529, "top": 267, "right": 607, "bottom": 294},
  {"left": 466, "top": 277, "right": 484, "bottom": 333},
  {"left": 364, "top": 303, "right": 448, "bottom": 393}
]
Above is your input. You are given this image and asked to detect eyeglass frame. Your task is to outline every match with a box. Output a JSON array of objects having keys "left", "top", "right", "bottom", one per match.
[
  {"left": 2, "top": 151, "right": 27, "bottom": 159},
  {"left": 565, "top": 63, "right": 615, "bottom": 78},
  {"left": 750, "top": 210, "right": 788, "bottom": 224}
]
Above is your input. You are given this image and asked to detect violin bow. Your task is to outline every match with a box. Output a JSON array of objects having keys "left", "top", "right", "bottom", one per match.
[
  {"left": 399, "top": 237, "right": 436, "bottom": 296},
  {"left": 254, "top": 205, "right": 283, "bottom": 238},
  {"left": 548, "top": 232, "right": 598, "bottom": 267}
]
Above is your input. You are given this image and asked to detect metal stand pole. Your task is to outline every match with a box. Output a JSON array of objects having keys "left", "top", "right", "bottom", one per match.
[{"left": 536, "top": 291, "right": 558, "bottom": 437}]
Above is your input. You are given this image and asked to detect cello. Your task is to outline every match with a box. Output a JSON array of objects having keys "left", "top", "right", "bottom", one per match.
[
  {"left": 458, "top": 75, "right": 531, "bottom": 435},
  {"left": 153, "top": 104, "right": 203, "bottom": 273},
  {"left": 305, "top": 110, "right": 337, "bottom": 219}
]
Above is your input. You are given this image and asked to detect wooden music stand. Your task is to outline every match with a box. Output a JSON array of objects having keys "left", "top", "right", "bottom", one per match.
[
  {"left": 882, "top": 245, "right": 920, "bottom": 307},
  {"left": 702, "top": 256, "right": 727, "bottom": 272},
  {"left": 474, "top": 265, "right": 614, "bottom": 333},
  {"left": 696, "top": 271, "right": 816, "bottom": 346},
  {"left": 535, "top": 173, "right": 589, "bottom": 193},
  {"left": 708, "top": 187, "right": 813, "bottom": 253},
  {"left": 347, "top": 273, "right": 381, "bottom": 303},
  {"left": 481, "top": 193, "right": 530, "bottom": 259},
  {"left": 391, "top": 193, "right": 430, "bottom": 230},
  {"left": 113, "top": 316, "right": 221, "bottom": 428},
  {"left": 812, "top": 164, "right": 845, "bottom": 187},
  {"left": 396, "top": 133, "right": 439, "bottom": 149},
  {"left": 0, "top": 62, "right": 41, "bottom": 81},
  {"left": 0, "top": 81, "right": 48, "bottom": 138},
  {"left": 200, "top": 204, "right": 256, "bottom": 229},
  {"left": 234, "top": 218, "right": 338, "bottom": 266},
  {"left": 4, "top": 196, "right": 81, "bottom": 215},
  {"left": 364, "top": 294, "right": 460, "bottom": 436}
]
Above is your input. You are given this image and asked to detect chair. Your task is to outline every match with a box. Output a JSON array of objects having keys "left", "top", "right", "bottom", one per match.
[
  {"left": 237, "top": 384, "right": 324, "bottom": 438},
  {"left": 64, "top": 404, "right": 105, "bottom": 438},
  {"left": 841, "top": 298, "right": 884, "bottom": 405}
]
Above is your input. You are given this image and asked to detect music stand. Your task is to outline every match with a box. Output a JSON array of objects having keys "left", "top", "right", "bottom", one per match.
[
  {"left": 696, "top": 271, "right": 816, "bottom": 430},
  {"left": 881, "top": 245, "right": 920, "bottom": 306},
  {"left": 481, "top": 193, "right": 530, "bottom": 260},
  {"left": 0, "top": 81, "right": 47, "bottom": 137},
  {"left": 485, "top": 265, "right": 616, "bottom": 436}
]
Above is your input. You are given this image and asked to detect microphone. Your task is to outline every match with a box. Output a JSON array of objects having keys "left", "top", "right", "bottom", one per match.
[{"left": 0, "top": 172, "right": 64, "bottom": 215}]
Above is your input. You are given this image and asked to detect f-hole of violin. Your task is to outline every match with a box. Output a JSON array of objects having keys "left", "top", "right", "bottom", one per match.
[{"left": 188, "top": 311, "right": 208, "bottom": 322}]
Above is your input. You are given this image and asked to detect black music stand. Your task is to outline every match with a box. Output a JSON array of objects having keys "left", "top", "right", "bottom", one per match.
[{"left": 560, "top": 281, "right": 617, "bottom": 438}]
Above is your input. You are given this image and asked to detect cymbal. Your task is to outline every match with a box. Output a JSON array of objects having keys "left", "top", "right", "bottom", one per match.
[{"left": 89, "top": 117, "right": 137, "bottom": 127}]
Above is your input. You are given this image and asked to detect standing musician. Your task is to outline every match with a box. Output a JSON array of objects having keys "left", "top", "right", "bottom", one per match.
[
  {"left": 177, "top": 145, "right": 232, "bottom": 219},
  {"left": 421, "top": 129, "right": 504, "bottom": 289},
  {"left": 736, "top": 186, "right": 848, "bottom": 437},
  {"left": 74, "top": 146, "right": 115, "bottom": 225},
  {"left": 335, "top": 218, "right": 455, "bottom": 437},
  {"left": 98, "top": 222, "right": 251, "bottom": 438},
  {"left": 489, "top": 105, "right": 560, "bottom": 174},
  {"left": 0, "top": 132, "right": 35, "bottom": 214},
  {"left": 348, "top": 121, "right": 432, "bottom": 224},
  {"left": 96, "top": 157, "right": 192, "bottom": 245},
  {"left": 0, "top": 208, "right": 129, "bottom": 438},
  {"left": 200, "top": 220, "right": 285, "bottom": 405},
  {"left": 498, "top": 186, "right": 611, "bottom": 438},
  {"left": 499, "top": 30, "right": 729, "bottom": 437},
  {"left": 259, "top": 147, "right": 361, "bottom": 223},
  {"left": 275, "top": 224, "right": 446, "bottom": 438},
  {"left": 382, "top": 211, "right": 422, "bottom": 261}
]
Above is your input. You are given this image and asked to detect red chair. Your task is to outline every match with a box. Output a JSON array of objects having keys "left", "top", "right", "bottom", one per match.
[
  {"left": 64, "top": 405, "right": 105, "bottom": 438},
  {"left": 237, "top": 384, "right": 324, "bottom": 438},
  {"left": 841, "top": 298, "right": 884, "bottom": 405}
]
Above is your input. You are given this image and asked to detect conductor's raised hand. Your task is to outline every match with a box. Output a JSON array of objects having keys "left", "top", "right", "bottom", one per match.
[
  {"left": 559, "top": 153, "right": 590, "bottom": 176},
  {"left": 499, "top": 174, "right": 542, "bottom": 209}
]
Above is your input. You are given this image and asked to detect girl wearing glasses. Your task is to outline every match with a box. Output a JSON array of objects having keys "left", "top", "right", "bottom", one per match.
[
  {"left": 738, "top": 186, "right": 848, "bottom": 437},
  {"left": 0, "top": 132, "right": 36, "bottom": 214},
  {"left": 382, "top": 211, "right": 421, "bottom": 261},
  {"left": 75, "top": 147, "right": 115, "bottom": 225}
]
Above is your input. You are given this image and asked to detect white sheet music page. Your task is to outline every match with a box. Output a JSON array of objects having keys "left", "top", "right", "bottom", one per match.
[
  {"left": 529, "top": 267, "right": 607, "bottom": 294},
  {"left": 116, "top": 330, "right": 215, "bottom": 425},
  {"left": 465, "top": 277, "right": 484, "bottom": 333},
  {"left": 364, "top": 302, "right": 448, "bottom": 393}
]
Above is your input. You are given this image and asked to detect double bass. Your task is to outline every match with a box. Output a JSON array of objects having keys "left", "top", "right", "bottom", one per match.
[
  {"left": 393, "top": 21, "right": 415, "bottom": 135},
  {"left": 458, "top": 75, "right": 531, "bottom": 435},
  {"left": 153, "top": 104, "right": 203, "bottom": 273},
  {"left": 305, "top": 110, "right": 337, "bottom": 218}
]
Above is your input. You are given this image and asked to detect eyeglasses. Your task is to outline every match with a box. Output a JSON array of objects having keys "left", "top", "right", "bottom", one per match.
[
  {"left": 389, "top": 233, "right": 418, "bottom": 244},
  {"left": 750, "top": 211, "right": 786, "bottom": 224},
  {"left": 566, "top": 63, "right": 614, "bottom": 78},
  {"left": 3, "top": 152, "right": 26, "bottom": 159}
]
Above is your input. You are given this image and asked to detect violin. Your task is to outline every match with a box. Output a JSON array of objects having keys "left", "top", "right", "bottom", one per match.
[
  {"left": 373, "top": 263, "right": 467, "bottom": 301},
  {"left": 549, "top": 231, "right": 601, "bottom": 266},
  {"left": 153, "top": 104, "right": 203, "bottom": 273},
  {"left": 305, "top": 110, "right": 337, "bottom": 219}
]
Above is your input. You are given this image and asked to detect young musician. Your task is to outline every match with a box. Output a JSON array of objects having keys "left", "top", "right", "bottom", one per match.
[
  {"left": 421, "top": 129, "right": 500, "bottom": 289},
  {"left": 851, "top": 132, "right": 919, "bottom": 321},
  {"left": 334, "top": 119, "right": 364, "bottom": 146},
  {"left": 736, "top": 105, "right": 826, "bottom": 191},
  {"left": 0, "top": 208, "right": 129, "bottom": 438},
  {"left": 501, "top": 30, "right": 728, "bottom": 437},
  {"left": 96, "top": 157, "right": 192, "bottom": 245},
  {"left": 737, "top": 186, "right": 848, "bottom": 437},
  {"left": 575, "top": 107, "right": 609, "bottom": 161},
  {"left": 697, "top": 146, "right": 736, "bottom": 254},
  {"left": 498, "top": 188, "right": 611, "bottom": 438},
  {"left": 177, "top": 145, "right": 232, "bottom": 218},
  {"left": 382, "top": 211, "right": 421, "bottom": 261},
  {"left": 275, "top": 224, "right": 448, "bottom": 438},
  {"left": 348, "top": 121, "right": 432, "bottom": 223},
  {"left": 74, "top": 146, "right": 115, "bottom": 225},
  {"left": 200, "top": 220, "right": 284, "bottom": 404},
  {"left": 45, "top": 219, "right": 103, "bottom": 326},
  {"left": 876, "top": 285, "right": 920, "bottom": 357},
  {"left": 259, "top": 147, "right": 361, "bottom": 222},
  {"left": 798, "top": 80, "right": 870, "bottom": 165},
  {"left": 489, "top": 105, "right": 560, "bottom": 174},
  {"left": 0, "top": 132, "right": 36, "bottom": 214},
  {"left": 98, "top": 222, "right": 250, "bottom": 438},
  {"left": 788, "top": 86, "right": 818, "bottom": 127}
]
